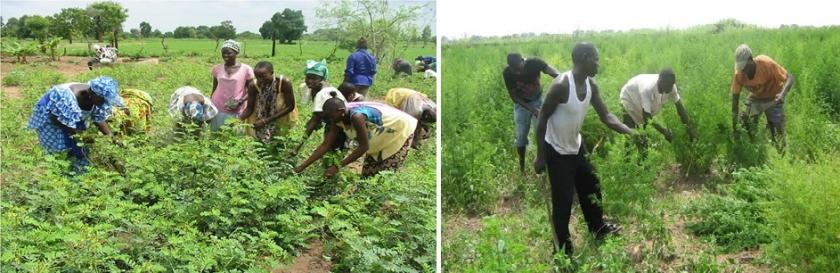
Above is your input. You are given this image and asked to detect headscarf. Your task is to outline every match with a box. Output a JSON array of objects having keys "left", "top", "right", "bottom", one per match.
[
  {"left": 184, "top": 101, "right": 205, "bottom": 122},
  {"left": 221, "top": 39, "right": 241, "bottom": 53},
  {"left": 304, "top": 59, "right": 328, "bottom": 80},
  {"left": 88, "top": 76, "right": 124, "bottom": 107}
]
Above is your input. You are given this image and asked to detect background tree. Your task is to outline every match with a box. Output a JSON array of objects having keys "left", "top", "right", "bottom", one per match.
[
  {"left": 139, "top": 21, "right": 151, "bottom": 38},
  {"left": 261, "top": 9, "right": 307, "bottom": 57},
  {"left": 196, "top": 25, "right": 211, "bottom": 38},
  {"left": 173, "top": 26, "right": 197, "bottom": 38},
  {"left": 209, "top": 20, "right": 236, "bottom": 50},
  {"left": 15, "top": 15, "right": 32, "bottom": 39},
  {"left": 258, "top": 21, "right": 272, "bottom": 39},
  {"left": 317, "top": 0, "right": 428, "bottom": 62},
  {"left": 2, "top": 17, "right": 20, "bottom": 38},
  {"left": 151, "top": 29, "right": 162, "bottom": 38},
  {"left": 237, "top": 31, "right": 261, "bottom": 39},
  {"left": 421, "top": 25, "right": 431, "bottom": 47},
  {"left": 24, "top": 15, "right": 51, "bottom": 44},
  {"left": 87, "top": 1, "right": 128, "bottom": 48},
  {"left": 130, "top": 28, "right": 140, "bottom": 38},
  {"left": 50, "top": 8, "right": 91, "bottom": 44}
]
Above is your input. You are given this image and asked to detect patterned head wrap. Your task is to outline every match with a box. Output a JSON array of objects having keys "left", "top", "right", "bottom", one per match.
[
  {"left": 221, "top": 39, "right": 240, "bottom": 53},
  {"left": 183, "top": 101, "right": 205, "bottom": 122},
  {"left": 88, "top": 76, "right": 124, "bottom": 107},
  {"left": 304, "top": 59, "right": 328, "bottom": 80}
]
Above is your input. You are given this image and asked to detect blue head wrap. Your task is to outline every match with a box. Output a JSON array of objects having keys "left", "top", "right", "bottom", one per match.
[{"left": 88, "top": 76, "right": 124, "bottom": 107}]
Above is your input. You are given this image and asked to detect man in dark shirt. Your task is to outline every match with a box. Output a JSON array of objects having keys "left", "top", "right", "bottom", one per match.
[
  {"left": 393, "top": 59, "right": 413, "bottom": 77},
  {"left": 503, "top": 53, "right": 560, "bottom": 174}
]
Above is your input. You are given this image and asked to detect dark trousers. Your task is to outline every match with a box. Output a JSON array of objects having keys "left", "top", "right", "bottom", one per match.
[{"left": 545, "top": 141, "right": 606, "bottom": 254}]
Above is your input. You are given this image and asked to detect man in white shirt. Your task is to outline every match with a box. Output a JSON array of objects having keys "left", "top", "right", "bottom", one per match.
[{"left": 619, "top": 68, "right": 696, "bottom": 142}]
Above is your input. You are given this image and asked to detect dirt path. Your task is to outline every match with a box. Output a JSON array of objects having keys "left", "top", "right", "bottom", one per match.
[{"left": 272, "top": 240, "right": 332, "bottom": 273}]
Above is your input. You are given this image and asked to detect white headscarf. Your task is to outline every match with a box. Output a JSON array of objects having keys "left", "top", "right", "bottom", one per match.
[{"left": 221, "top": 39, "right": 240, "bottom": 53}]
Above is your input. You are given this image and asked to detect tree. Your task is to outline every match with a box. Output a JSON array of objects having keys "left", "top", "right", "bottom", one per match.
[
  {"left": 276, "top": 9, "right": 307, "bottom": 43},
  {"left": 163, "top": 31, "right": 174, "bottom": 38},
  {"left": 237, "top": 31, "right": 261, "bottom": 39},
  {"left": 173, "top": 26, "right": 196, "bottom": 38},
  {"left": 209, "top": 20, "right": 236, "bottom": 50},
  {"left": 24, "top": 15, "right": 51, "bottom": 44},
  {"left": 317, "top": 0, "right": 428, "bottom": 62},
  {"left": 261, "top": 9, "right": 307, "bottom": 57},
  {"left": 87, "top": 1, "right": 128, "bottom": 48},
  {"left": 130, "top": 28, "right": 140, "bottom": 38},
  {"left": 421, "top": 25, "right": 431, "bottom": 47},
  {"left": 51, "top": 8, "right": 91, "bottom": 44},
  {"left": 259, "top": 21, "right": 273, "bottom": 39},
  {"left": 2, "top": 17, "right": 20, "bottom": 38},
  {"left": 151, "top": 29, "right": 162, "bottom": 37},
  {"left": 15, "top": 15, "right": 32, "bottom": 39},
  {"left": 139, "top": 21, "right": 151, "bottom": 38},
  {"left": 196, "top": 25, "right": 210, "bottom": 38}
]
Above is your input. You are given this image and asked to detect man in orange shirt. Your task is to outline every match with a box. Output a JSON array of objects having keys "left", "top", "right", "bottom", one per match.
[{"left": 731, "top": 44, "right": 794, "bottom": 144}]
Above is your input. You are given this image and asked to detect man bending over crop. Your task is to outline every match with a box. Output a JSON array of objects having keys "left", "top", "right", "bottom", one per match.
[
  {"left": 503, "top": 53, "right": 560, "bottom": 174},
  {"left": 731, "top": 44, "right": 794, "bottom": 146},
  {"left": 619, "top": 68, "right": 697, "bottom": 142}
]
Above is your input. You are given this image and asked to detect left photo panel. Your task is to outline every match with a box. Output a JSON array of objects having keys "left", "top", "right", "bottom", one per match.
[{"left": 0, "top": 0, "right": 437, "bottom": 272}]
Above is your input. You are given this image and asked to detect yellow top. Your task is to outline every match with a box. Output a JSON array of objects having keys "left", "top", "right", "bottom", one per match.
[
  {"left": 245, "top": 75, "right": 299, "bottom": 137},
  {"left": 110, "top": 89, "right": 153, "bottom": 134}
]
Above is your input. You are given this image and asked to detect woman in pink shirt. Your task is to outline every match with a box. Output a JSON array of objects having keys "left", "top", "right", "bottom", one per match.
[{"left": 209, "top": 39, "right": 255, "bottom": 130}]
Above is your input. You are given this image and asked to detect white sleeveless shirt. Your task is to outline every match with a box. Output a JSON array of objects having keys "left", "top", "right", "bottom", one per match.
[{"left": 545, "top": 71, "right": 592, "bottom": 155}]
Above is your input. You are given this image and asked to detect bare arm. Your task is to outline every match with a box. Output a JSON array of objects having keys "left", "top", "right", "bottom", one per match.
[
  {"left": 211, "top": 77, "right": 218, "bottom": 98},
  {"left": 675, "top": 100, "right": 698, "bottom": 140},
  {"left": 262, "top": 78, "right": 296, "bottom": 123},
  {"left": 340, "top": 114, "right": 369, "bottom": 166},
  {"left": 291, "top": 113, "right": 322, "bottom": 155},
  {"left": 239, "top": 82, "right": 257, "bottom": 120},
  {"left": 534, "top": 79, "right": 566, "bottom": 174},
  {"left": 543, "top": 65, "right": 561, "bottom": 78},
  {"left": 95, "top": 121, "right": 113, "bottom": 137},
  {"left": 776, "top": 72, "right": 795, "bottom": 102},
  {"left": 295, "top": 121, "right": 340, "bottom": 172},
  {"left": 731, "top": 93, "right": 740, "bottom": 131},
  {"left": 590, "top": 83, "right": 634, "bottom": 134}
]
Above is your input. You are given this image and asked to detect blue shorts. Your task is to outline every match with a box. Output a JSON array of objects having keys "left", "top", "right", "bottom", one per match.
[{"left": 513, "top": 98, "right": 543, "bottom": 147}]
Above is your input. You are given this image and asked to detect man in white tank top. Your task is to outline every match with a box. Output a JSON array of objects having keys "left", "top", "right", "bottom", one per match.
[{"left": 534, "top": 42, "right": 636, "bottom": 257}]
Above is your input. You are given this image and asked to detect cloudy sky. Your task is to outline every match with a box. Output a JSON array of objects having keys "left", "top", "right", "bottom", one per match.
[
  {"left": 440, "top": 0, "right": 839, "bottom": 38},
  {"left": 1, "top": 0, "right": 436, "bottom": 34}
]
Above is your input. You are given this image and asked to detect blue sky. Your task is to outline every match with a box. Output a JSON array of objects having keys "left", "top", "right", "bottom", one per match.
[{"left": 1, "top": 0, "right": 436, "bottom": 34}]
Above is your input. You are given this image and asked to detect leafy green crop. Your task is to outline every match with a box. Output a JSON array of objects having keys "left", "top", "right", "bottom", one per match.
[{"left": 1, "top": 43, "right": 435, "bottom": 272}]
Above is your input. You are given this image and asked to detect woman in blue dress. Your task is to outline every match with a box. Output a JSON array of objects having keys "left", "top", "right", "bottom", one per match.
[{"left": 27, "top": 76, "right": 124, "bottom": 173}]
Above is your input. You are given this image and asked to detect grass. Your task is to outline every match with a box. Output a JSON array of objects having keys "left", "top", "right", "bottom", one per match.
[{"left": 442, "top": 25, "right": 840, "bottom": 272}]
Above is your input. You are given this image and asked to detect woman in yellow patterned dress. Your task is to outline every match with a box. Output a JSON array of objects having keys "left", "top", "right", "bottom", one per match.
[
  {"left": 240, "top": 61, "right": 298, "bottom": 143},
  {"left": 109, "top": 88, "right": 153, "bottom": 135}
]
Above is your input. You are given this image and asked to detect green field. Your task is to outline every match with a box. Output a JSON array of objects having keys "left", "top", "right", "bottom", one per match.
[
  {"left": 3, "top": 37, "right": 434, "bottom": 61},
  {"left": 1, "top": 41, "right": 436, "bottom": 272},
  {"left": 442, "top": 27, "right": 840, "bottom": 272}
]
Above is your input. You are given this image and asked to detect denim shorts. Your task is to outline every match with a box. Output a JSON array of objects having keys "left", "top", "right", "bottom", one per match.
[{"left": 513, "top": 98, "right": 543, "bottom": 147}]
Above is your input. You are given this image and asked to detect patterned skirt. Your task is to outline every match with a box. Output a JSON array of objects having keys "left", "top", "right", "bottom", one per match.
[{"left": 362, "top": 134, "right": 413, "bottom": 178}]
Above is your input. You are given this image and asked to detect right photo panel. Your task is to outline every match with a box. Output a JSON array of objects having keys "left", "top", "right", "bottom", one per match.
[{"left": 440, "top": 0, "right": 840, "bottom": 272}]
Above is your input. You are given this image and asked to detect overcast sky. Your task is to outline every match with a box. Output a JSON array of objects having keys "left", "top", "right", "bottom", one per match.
[
  {"left": 440, "top": 0, "right": 839, "bottom": 38},
  {"left": 1, "top": 0, "right": 436, "bottom": 34}
]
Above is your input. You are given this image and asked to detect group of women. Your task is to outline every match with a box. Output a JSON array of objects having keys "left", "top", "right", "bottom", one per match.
[{"left": 28, "top": 39, "right": 436, "bottom": 178}]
